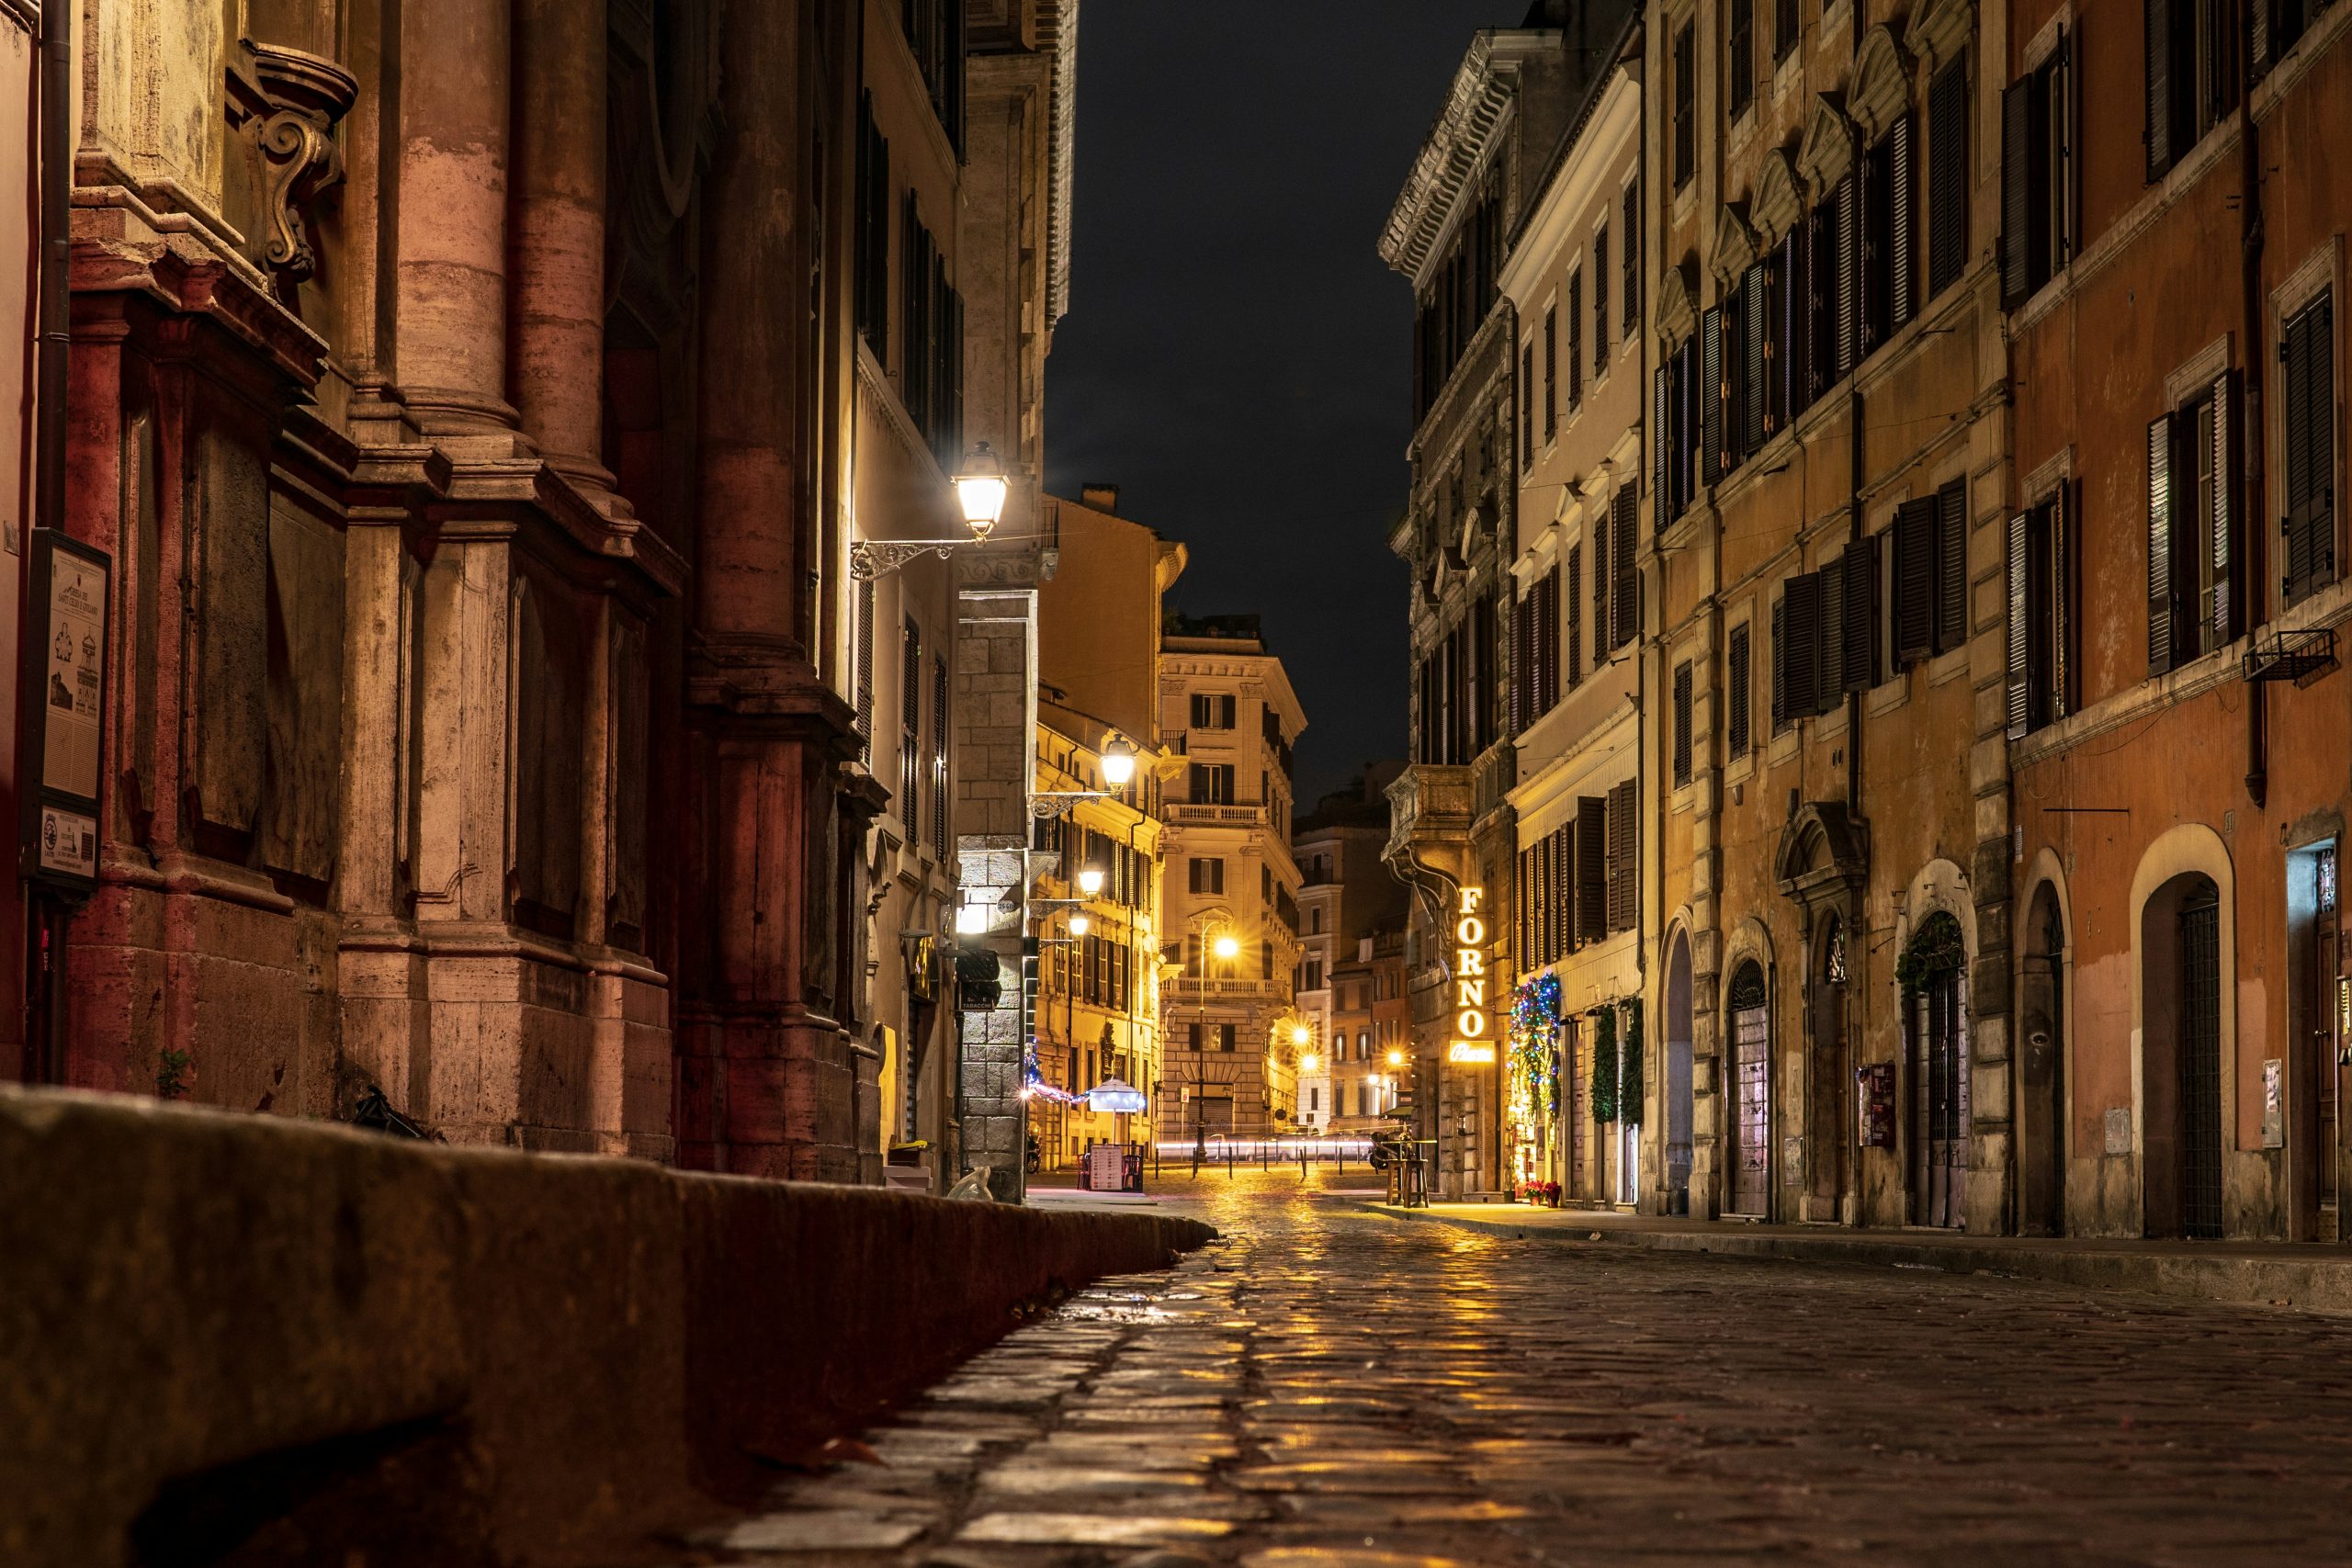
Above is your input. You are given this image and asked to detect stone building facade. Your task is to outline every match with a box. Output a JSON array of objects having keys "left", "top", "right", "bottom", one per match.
[
  {"left": 2005, "top": 0, "right": 2352, "bottom": 1241},
  {"left": 1291, "top": 767, "right": 1407, "bottom": 1134},
  {"left": 1157, "top": 614, "right": 1307, "bottom": 1144},
  {"left": 4, "top": 0, "right": 1078, "bottom": 1190},
  {"left": 1644, "top": 0, "right": 2015, "bottom": 1230},
  {"left": 1382, "top": 12, "right": 1604, "bottom": 1200},
  {"left": 1498, "top": 17, "right": 1649, "bottom": 1208}
]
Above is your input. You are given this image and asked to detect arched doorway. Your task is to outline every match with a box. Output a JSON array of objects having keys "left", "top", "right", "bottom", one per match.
[
  {"left": 1902, "top": 910, "right": 1968, "bottom": 1228},
  {"left": 1810, "top": 912, "right": 1851, "bottom": 1221},
  {"left": 2142, "top": 872, "right": 2224, "bottom": 1238},
  {"left": 1665, "top": 931, "right": 1694, "bottom": 1214},
  {"left": 1726, "top": 962, "right": 1770, "bottom": 1217},
  {"left": 2018, "top": 882, "right": 2068, "bottom": 1235}
]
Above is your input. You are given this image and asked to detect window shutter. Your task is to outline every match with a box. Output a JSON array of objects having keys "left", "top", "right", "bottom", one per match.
[
  {"left": 2283, "top": 301, "right": 2315, "bottom": 603},
  {"left": 2052, "top": 483, "right": 2073, "bottom": 717},
  {"left": 1702, "top": 304, "right": 1724, "bottom": 482},
  {"left": 1728, "top": 622, "right": 1752, "bottom": 753},
  {"left": 1843, "top": 534, "right": 1880, "bottom": 692},
  {"left": 1673, "top": 661, "right": 1694, "bottom": 785},
  {"left": 2212, "top": 371, "right": 2237, "bottom": 643},
  {"left": 1784, "top": 571, "right": 1823, "bottom": 717},
  {"left": 1781, "top": 228, "right": 1806, "bottom": 422},
  {"left": 1612, "top": 488, "right": 1639, "bottom": 649},
  {"left": 1554, "top": 826, "right": 1572, "bottom": 959},
  {"left": 1567, "top": 272, "right": 1584, "bottom": 408},
  {"left": 2144, "top": 0, "right": 2174, "bottom": 183},
  {"left": 1654, "top": 364, "right": 1672, "bottom": 521},
  {"left": 1521, "top": 345, "right": 1536, "bottom": 467},
  {"left": 933, "top": 656, "right": 949, "bottom": 850},
  {"left": 2000, "top": 79, "right": 2030, "bottom": 308},
  {"left": 1936, "top": 478, "right": 1969, "bottom": 652},
  {"left": 1566, "top": 544, "right": 1583, "bottom": 687},
  {"left": 1770, "top": 596, "right": 1791, "bottom": 729},
  {"left": 1891, "top": 114, "right": 1917, "bottom": 333},
  {"left": 1835, "top": 173, "right": 1860, "bottom": 379},
  {"left": 1544, "top": 567, "right": 1562, "bottom": 709},
  {"left": 1594, "top": 228, "right": 1611, "bottom": 376},
  {"left": 854, "top": 578, "right": 876, "bottom": 761},
  {"left": 2007, "top": 510, "right": 2030, "bottom": 739},
  {"left": 1725, "top": 286, "right": 1748, "bottom": 463},
  {"left": 1592, "top": 505, "right": 1611, "bottom": 669},
  {"left": 1544, "top": 307, "right": 1558, "bottom": 434},
  {"left": 1745, "top": 258, "right": 1770, "bottom": 450},
  {"left": 1930, "top": 57, "right": 1968, "bottom": 299},
  {"left": 2284, "top": 291, "right": 2336, "bottom": 604},
  {"left": 1675, "top": 339, "right": 1699, "bottom": 513},
  {"left": 2148, "top": 412, "right": 2175, "bottom": 675},
  {"left": 1894, "top": 498, "right": 1937, "bottom": 662},
  {"left": 1577, "top": 795, "right": 1608, "bottom": 943},
  {"left": 1821, "top": 550, "right": 1848, "bottom": 704},
  {"left": 1623, "top": 183, "right": 1641, "bottom": 334},
  {"left": 1510, "top": 589, "right": 1527, "bottom": 733},
  {"left": 1609, "top": 779, "right": 1639, "bottom": 932}
]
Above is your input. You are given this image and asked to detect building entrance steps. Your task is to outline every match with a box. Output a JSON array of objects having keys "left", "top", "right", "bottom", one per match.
[{"left": 1367, "top": 1199, "right": 2352, "bottom": 1314}]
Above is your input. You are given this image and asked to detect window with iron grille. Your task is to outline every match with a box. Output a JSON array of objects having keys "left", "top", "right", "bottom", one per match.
[
  {"left": 1727, "top": 623, "right": 1752, "bottom": 754},
  {"left": 1729, "top": 0, "right": 1756, "bottom": 119},
  {"left": 1672, "top": 660, "right": 1694, "bottom": 786},
  {"left": 1672, "top": 24, "right": 1696, "bottom": 189}
]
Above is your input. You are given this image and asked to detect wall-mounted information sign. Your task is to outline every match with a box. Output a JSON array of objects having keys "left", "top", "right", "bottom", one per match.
[{"left": 17, "top": 532, "right": 111, "bottom": 895}]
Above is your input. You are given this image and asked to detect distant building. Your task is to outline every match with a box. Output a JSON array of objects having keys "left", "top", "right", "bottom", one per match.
[
  {"left": 1159, "top": 614, "right": 1308, "bottom": 1142},
  {"left": 1293, "top": 767, "right": 1408, "bottom": 1132}
]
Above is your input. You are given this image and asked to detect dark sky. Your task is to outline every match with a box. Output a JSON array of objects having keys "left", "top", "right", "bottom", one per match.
[{"left": 1043, "top": 2, "right": 1526, "bottom": 810}]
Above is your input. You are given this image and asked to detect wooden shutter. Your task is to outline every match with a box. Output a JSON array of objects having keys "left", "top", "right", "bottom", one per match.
[
  {"left": 1936, "top": 478, "right": 1969, "bottom": 652},
  {"left": 1594, "top": 227, "right": 1611, "bottom": 375},
  {"left": 1843, "top": 534, "right": 1879, "bottom": 692},
  {"left": 1623, "top": 183, "right": 1641, "bottom": 334},
  {"left": 1577, "top": 796, "right": 1608, "bottom": 944},
  {"left": 1930, "top": 57, "right": 1968, "bottom": 299},
  {"left": 1701, "top": 304, "right": 1724, "bottom": 483},
  {"left": 2284, "top": 291, "right": 2337, "bottom": 604},
  {"left": 2148, "top": 412, "right": 2175, "bottom": 675},
  {"left": 1673, "top": 660, "right": 1694, "bottom": 785},
  {"left": 1592, "top": 504, "right": 1611, "bottom": 669},
  {"left": 854, "top": 577, "right": 876, "bottom": 761},
  {"left": 1836, "top": 173, "right": 1860, "bottom": 378},
  {"left": 1521, "top": 345, "right": 1536, "bottom": 467},
  {"left": 2212, "top": 371, "right": 2239, "bottom": 643},
  {"left": 2001, "top": 78, "right": 2030, "bottom": 307},
  {"left": 1781, "top": 230, "right": 1804, "bottom": 425},
  {"left": 2144, "top": 0, "right": 2174, "bottom": 183},
  {"left": 1608, "top": 779, "right": 1639, "bottom": 932},
  {"left": 932, "top": 655, "right": 949, "bottom": 850},
  {"left": 1728, "top": 622, "right": 1752, "bottom": 753},
  {"left": 1891, "top": 114, "right": 1916, "bottom": 333},
  {"left": 2007, "top": 509, "right": 2030, "bottom": 739},
  {"left": 1784, "top": 571, "right": 1823, "bottom": 717},
  {"left": 1894, "top": 498, "right": 1938, "bottom": 662},
  {"left": 1612, "top": 488, "right": 1639, "bottom": 649},
  {"left": 1510, "top": 588, "right": 1527, "bottom": 732},
  {"left": 1553, "top": 826, "right": 1572, "bottom": 960},
  {"left": 1744, "top": 259, "right": 1770, "bottom": 453},
  {"left": 1544, "top": 307, "right": 1558, "bottom": 434},
  {"left": 1567, "top": 272, "right": 1584, "bottom": 409},
  {"left": 1821, "top": 551, "right": 1847, "bottom": 705},
  {"left": 2052, "top": 483, "right": 2073, "bottom": 718},
  {"left": 1566, "top": 544, "right": 1583, "bottom": 687},
  {"left": 1654, "top": 364, "right": 1672, "bottom": 517},
  {"left": 1770, "top": 595, "right": 1790, "bottom": 729},
  {"left": 1675, "top": 338, "right": 1699, "bottom": 513},
  {"left": 1725, "top": 285, "right": 1748, "bottom": 463}
]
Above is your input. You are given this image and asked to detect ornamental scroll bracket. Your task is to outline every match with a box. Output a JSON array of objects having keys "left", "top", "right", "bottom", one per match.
[{"left": 226, "top": 41, "right": 358, "bottom": 284}]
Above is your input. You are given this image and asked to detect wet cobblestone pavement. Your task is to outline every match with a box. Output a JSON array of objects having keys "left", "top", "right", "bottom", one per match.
[{"left": 683, "top": 1168, "right": 2352, "bottom": 1565}]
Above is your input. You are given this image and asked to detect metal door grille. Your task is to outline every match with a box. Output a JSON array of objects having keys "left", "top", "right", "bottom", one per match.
[
  {"left": 2181, "top": 897, "right": 2223, "bottom": 1240},
  {"left": 1733, "top": 1003, "right": 1770, "bottom": 1215}
]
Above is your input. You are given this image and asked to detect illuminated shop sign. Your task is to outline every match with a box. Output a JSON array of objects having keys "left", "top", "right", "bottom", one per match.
[{"left": 1448, "top": 886, "right": 1491, "bottom": 1066}]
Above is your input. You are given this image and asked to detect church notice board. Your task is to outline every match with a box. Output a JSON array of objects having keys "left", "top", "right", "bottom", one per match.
[{"left": 17, "top": 532, "right": 111, "bottom": 895}]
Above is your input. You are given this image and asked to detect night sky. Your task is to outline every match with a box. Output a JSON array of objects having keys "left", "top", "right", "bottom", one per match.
[{"left": 1042, "top": 2, "right": 1527, "bottom": 809}]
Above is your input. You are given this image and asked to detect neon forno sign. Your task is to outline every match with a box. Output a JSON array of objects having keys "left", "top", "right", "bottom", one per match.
[{"left": 1445, "top": 886, "right": 1496, "bottom": 1066}]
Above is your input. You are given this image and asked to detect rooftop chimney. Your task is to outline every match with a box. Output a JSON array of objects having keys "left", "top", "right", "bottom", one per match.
[{"left": 1080, "top": 483, "right": 1120, "bottom": 513}]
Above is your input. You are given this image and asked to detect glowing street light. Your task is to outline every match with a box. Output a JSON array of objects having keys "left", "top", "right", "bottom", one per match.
[
  {"left": 1068, "top": 912, "right": 1091, "bottom": 937},
  {"left": 1300, "top": 1052, "right": 1321, "bottom": 1074},
  {"left": 1100, "top": 734, "right": 1137, "bottom": 787},
  {"left": 1213, "top": 933, "right": 1240, "bottom": 961},
  {"left": 1076, "top": 864, "right": 1105, "bottom": 897},
  {"left": 954, "top": 441, "right": 1010, "bottom": 539},
  {"left": 1386, "top": 1047, "right": 1405, "bottom": 1067}
]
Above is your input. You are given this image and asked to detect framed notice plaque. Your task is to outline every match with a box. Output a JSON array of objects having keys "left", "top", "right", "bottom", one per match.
[{"left": 17, "top": 531, "right": 111, "bottom": 896}]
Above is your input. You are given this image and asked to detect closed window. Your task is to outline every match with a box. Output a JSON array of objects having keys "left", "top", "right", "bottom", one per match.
[
  {"left": 1592, "top": 226, "right": 1611, "bottom": 375},
  {"left": 1672, "top": 660, "right": 1694, "bottom": 786},
  {"left": 2281, "top": 288, "right": 2338, "bottom": 606},
  {"left": 1566, "top": 269, "right": 1584, "bottom": 410},
  {"left": 1190, "top": 693, "right": 1237, "bottom": 729},
  {"left": 2000, "top": 40, "right": 2070, "bottom": 308},
  {"left": 1673, "top": 24, "right": 1696, "bottom": 190},
  {"left": 1729, "top": 0, "right": 1756, "bottom": 119},
  {"left": 1189, "top": 856, "right": 1225, "bottom": 895},
  {"left": 1928, "top": 53, "right": 1971, "bottom": 300},
  {"left": 1727, "top": 622, "right": 1752, "bottom": 755},
  {"left": 2145, "top": 0, "right": 2239, "bottom": 183},
  {"left": 2147, "top": 374, "right": 2242, "bottom": 674},
  {"left": 1544, "top": 305, "right": 1558, "bottom": 437}
]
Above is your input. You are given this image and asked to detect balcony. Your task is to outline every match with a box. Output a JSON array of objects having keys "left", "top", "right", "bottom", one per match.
[
  {"left": 1383, "top": 763, "right": 1472, "bottom": 864},
  {"left": 1164, "top": 802, "right": 1266, "bottom": 829},
  {"left": 1164, "top": 976, "right": 1282, "bottom": 1002}
]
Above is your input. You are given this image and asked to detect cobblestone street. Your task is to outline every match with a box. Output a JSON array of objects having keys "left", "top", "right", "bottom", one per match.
[{"left": 686, "top": 1168, "right": 2352, "bottom": 1566}]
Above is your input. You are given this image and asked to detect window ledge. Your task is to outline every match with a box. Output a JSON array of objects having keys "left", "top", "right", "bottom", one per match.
[
  {"left": 1724, "top": 749, "right": 1758, "bottom": 789},
  {"left": 1866, "top": 675, "right": 1910, "bottom": 718},
  {"left": 1768, "top": 726, "right": 1802, "bottom": 767}
]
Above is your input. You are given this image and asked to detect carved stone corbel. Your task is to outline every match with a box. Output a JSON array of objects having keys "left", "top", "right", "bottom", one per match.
[{"left": 226, "top": 41, "right": 358, "bottom": 283}]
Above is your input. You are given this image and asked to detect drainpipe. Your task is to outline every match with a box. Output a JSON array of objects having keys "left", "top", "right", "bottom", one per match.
[
  {"left": 2239, "top": 0, "right": 2268, "bottom": 810},
  {"left": 1842, "top": 375, "right": 1864, "bottom": 1225},
  {"left": 28, "top": 0, "right": 74, "bottom": 1085}
]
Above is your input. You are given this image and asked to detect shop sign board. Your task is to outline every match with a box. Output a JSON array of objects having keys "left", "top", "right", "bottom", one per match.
[
  {"left": 1855, "top": 1062, "right": 1895, "bottom": 1148},
  {"left": 1448, "top": 885, "right": 1490, "bottom": 1066},
  {"left": 17, "top": 532, "right": 111, "bottom": 895}
]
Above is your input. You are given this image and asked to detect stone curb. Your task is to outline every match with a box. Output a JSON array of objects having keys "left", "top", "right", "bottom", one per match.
[{"left": 1362, "top": 1201, "right": 2352, "bottom": 1315}]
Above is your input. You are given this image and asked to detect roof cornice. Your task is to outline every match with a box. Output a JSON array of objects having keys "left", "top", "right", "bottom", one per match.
[{"left": 1379, "top": 28, "right": 1560, "bottom": 285}]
